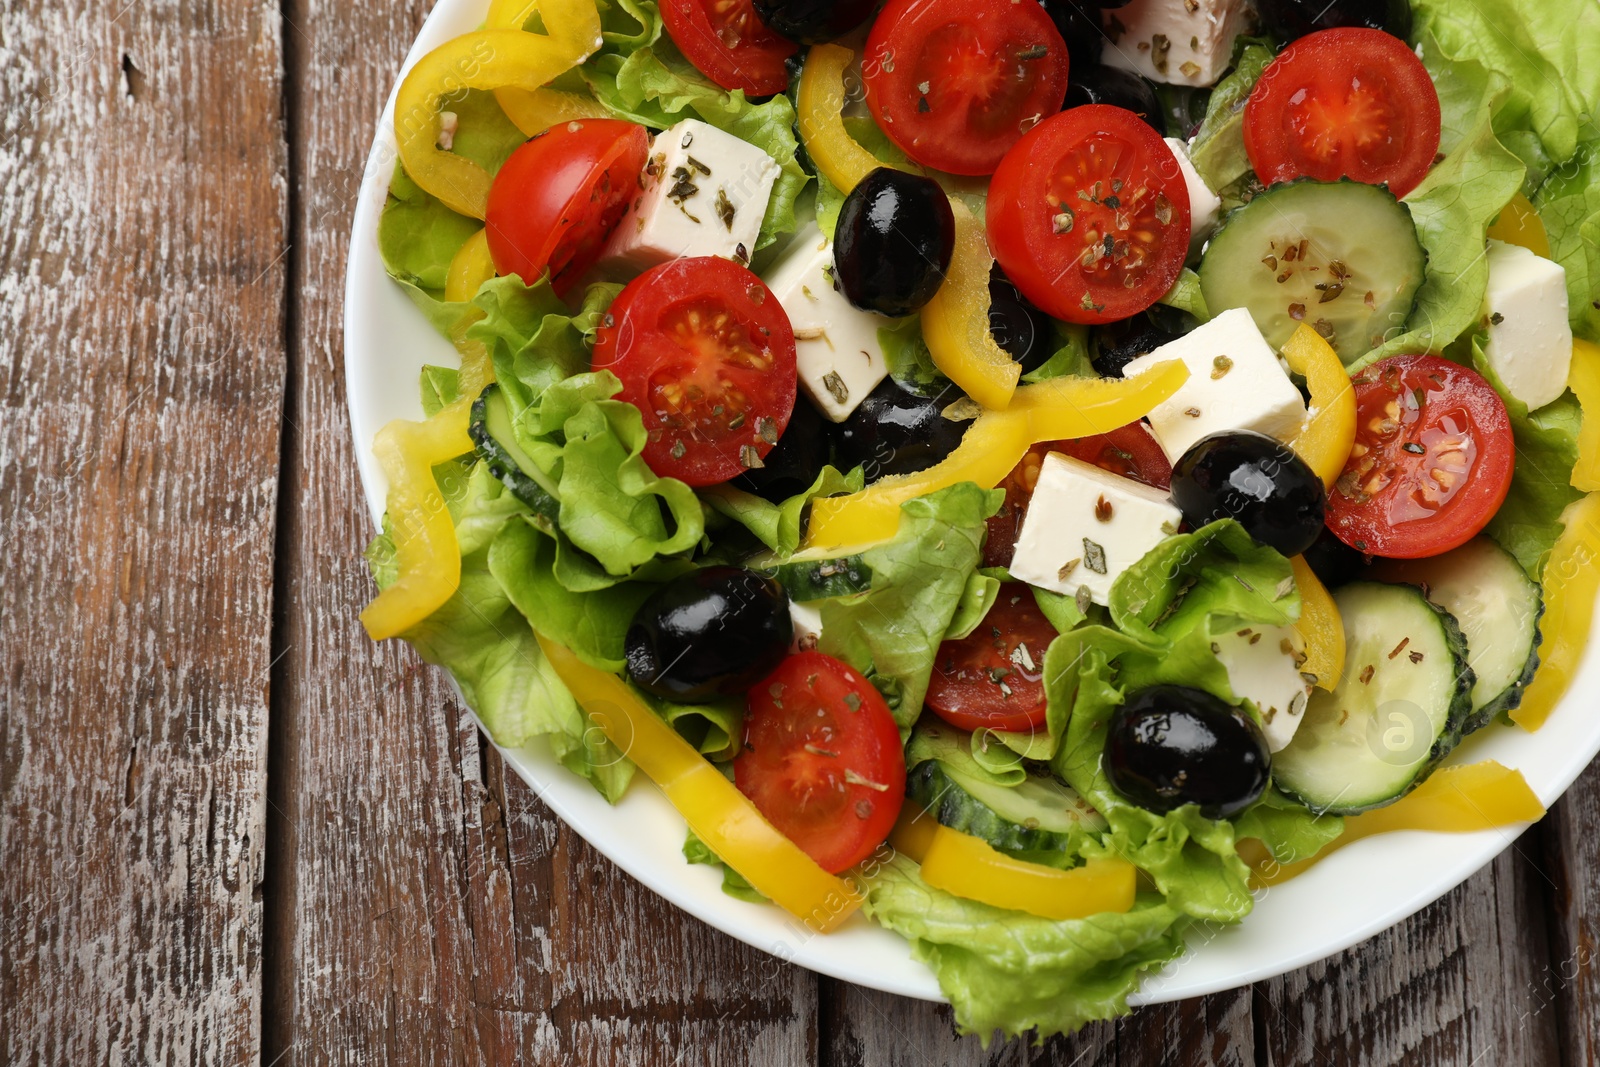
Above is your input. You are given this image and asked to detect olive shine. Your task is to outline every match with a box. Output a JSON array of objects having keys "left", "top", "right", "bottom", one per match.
[
  {"left": 1105, "top": 685, "right": 1271, "bottom": 819},
  {"left": 831, "top": 377, "right": 975, "bottom": 485},
  {"left": 625, "top": 567, "right": 793, "bottom": 703},
  {"left": 732, "top": 393, "right": 827, "bottom": 502},
  {"left": 1090, "top": 314, "right": 1183, "bottom": 377},
  {"left": 989, "top": 266, "right": 1055, "bottom": 374},
  {"left": 1062, "top": 66, "right": 1166, "bottom": 135},
  {"left": 1171, "top": 430, "right": 1327, "bottom": 557},
  {"left": 834, "top": 168, "right": 955, "bottom": 318},
  {"left": 753, "top": 0, "right": 876, "bottom": 44}
]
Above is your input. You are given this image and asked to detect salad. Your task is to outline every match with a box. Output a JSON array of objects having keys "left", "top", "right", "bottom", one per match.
[{"left": 362, "top": 0, "right": 1600, "bottom": 1042}]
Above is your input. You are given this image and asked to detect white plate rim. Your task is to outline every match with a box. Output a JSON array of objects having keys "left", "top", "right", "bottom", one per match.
[{"left": 343, "top": 0, "right": 1600, "bottom": 1009}]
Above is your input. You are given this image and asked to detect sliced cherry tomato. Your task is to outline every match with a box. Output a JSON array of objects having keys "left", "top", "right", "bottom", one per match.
[
  {"left": 485, "top": 119, "right": 650, "bottom": 295},
  {"left": 862, "top": 0, "right": 1069, "bottom": 176},
  {"left": 1326, "top": 354, "right": 1513, "bottom": 559},
  {"left": 661, "top": 0, "right": 797, "bottom": 97},
  {"left": 593, "top": 256, "right": 797, "bottom": 486},
  {"left": 983, "top": 423, "right": 1172, "bottom": 568},
  {"left": 926, "top": 584, "right": 1059, "bottom": 733},
  {"left": 987, "top": 105, "right": 1191, "bottom": 324},
  {"left": 735, "top": 652, "right": 906, "bottom": 873},
  {"left": 1243, "top": 27, "right": 1441, "bottom": 199}
]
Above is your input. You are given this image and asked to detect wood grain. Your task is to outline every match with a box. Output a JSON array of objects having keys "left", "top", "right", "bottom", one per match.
[
  {"left": 1534, "top": 766, "right": 1600, "bottom": 1067},
  {"left": 0, "top": 0, "right": 287, "bottom": 1063},
  {"left": 264, "top": 1, "right": 816, "bottom": 1062}
]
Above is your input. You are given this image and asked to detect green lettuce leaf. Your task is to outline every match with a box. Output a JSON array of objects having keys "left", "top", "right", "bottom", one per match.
[
  {"left": 860, "top": 853, "right": 1188, "bottom": 1044},
  {"left": 1412, "top": 0, "right": 1600, "bottom": 165},
  {"left": 1534, "top": 140, "right": 1600, "bottom": 343},
  {"left": 1353, "top": 34, "right": 1525, "bottom": 370},
  {"left": 1187, "top": 41, "right": 1275, "bottom": 200},
  {"left": 365, "top": 465, "right": 634, "bottom": 801},
  {"left": 819, "top": 483, "right": 1003, "bottom": 727},
  {"left": 1231, "top": 788, "right": 1345, "bottom": 865},
  {"left": 419, "top": 365, "right": 460, "bottom": 416},
  {"left": 581, "top": 0, "right": 807, "bottom": 251},
  {"left": 1470, "top": 336, "right": 1585, "bottom": 577},
  {"left": 700, "top": 465, "right": 865, "bottom": 557}
]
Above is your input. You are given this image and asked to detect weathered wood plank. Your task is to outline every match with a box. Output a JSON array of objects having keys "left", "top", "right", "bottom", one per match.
[
  {"left": 1255, "top": 846, "right": 1560, "bottom": 1066},
  {"left": 265, "top": 1, "right": 816, "bottom": 1061},
  {"left": 0, "top": 1, "right": 287, "bottom": 1063},
  {"left": 1532, "top": 765, "right": 1600, "bottom": 1067}
]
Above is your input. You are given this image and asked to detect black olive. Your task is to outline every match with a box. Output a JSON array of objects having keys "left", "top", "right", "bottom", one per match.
[
  {"left": 834, "top": 169, "right": 955, "bottom": 318},
  {"left": 1039, "top": 0, "right": 1104, "bottom": 71},
  {"left": 831, "top": 377, "right": 974, "bottom": 485},
  {"left": 1302, "top": 526, "right": 1371, "bottom": 589},
  {"left": 1062, "top": 66, "right": 1166, "bottom": 135},
  {"left": 754, "top": 0, "right": 876, "bottom": 44},
  {"left": 1106, "top": 685, "right": 1271, "bottom": 819},
  {"left": 732, "top": 396, "right": 828, "bottom": 502},
  {"left": 1170, "top": 431, "right": 1327, "bottom": 557},
  {"left": 1256, "top": 0, "right": 1411, "bottom": 40},
  {"left": 625, "top": 568, "right": 792, "bottom": 703},
  {"left": 1089, "top": 315, "right": 1182, "bottom": 377},
  {"left": 989, "top": 266, "right": 1055, "bottom": 374}
]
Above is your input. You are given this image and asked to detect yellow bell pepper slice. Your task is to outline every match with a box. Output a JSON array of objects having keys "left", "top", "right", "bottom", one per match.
[
  {"left": 394, "top": 7, "right": 601, "bottom": 220},
  {"left": 1568, "top": 339, "right": 1600, "bottom": 493},
  {"left": 445, "top": 227, "right": 497, "bottom": 304},
  {"left": 895, "top": 814, "right": 1135, "bottom": 921},
  {"left": 360, "top": 408, "right": 474, "bottom": 639},
  {"left": 803, "top": 361, "right": 1189, "bottom": 550},
  {"left": 1281, "top": 324, "right": 1356, "bottom": 490},
  {"left": 1250, "top": 761, "right": 1544, "bottom": 886},
  {"left": 1512, "top": 491, "right": 1600, "bottom": 730},
  {"left": 536, "top": 635, "right": 864, "bottom": 932},
  {"left": 922, "top": 200, "right": 1021, "bottom": 411},
  {"left": 1486, "top": 190, "right": 1552, "bottom": 259},
  {"left": 496, "top": 87, "right": 610, "bottom": 137},
  {"left": 796, "top": 44, "right": 883, "bottom": 194},
  {"left": 1289, "top": 555, "right": 1344, "bottom": 691}
]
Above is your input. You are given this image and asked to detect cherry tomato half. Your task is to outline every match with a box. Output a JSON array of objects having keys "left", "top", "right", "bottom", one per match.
[
  {"left": 926, "top": 584, "right": 1060, "bottom": 734},
  {"left": 1325, "top": 354, "right": 1514, "bottom": 559},
  {"left": 735, "top": 652, "right": 906, "bottom": 873},
  {"left": 983, "top": 423, "right": 1171, "bottom": 568},
  {"left": 1243, "top": 27, "right": 1441, "bottom": 199},
  {"left": 593, "top": 256, "right": 797, "bottom": 487},
  {"left": 485, "top": 119, "right": 651, "bottom": 295},
  {"left": 862, "top": 0, "right": 1069, "bottom": 176},
  {"left": 661, "top": 0, "right": 797, "bottom": 97},
  {"left": 987, "top": 105, "right": 1191, "bottom": 324}
]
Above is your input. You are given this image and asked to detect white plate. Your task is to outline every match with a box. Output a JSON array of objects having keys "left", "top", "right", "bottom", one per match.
[{"left": 344, "top": 0, "right": 1600, "bottom": 1006}]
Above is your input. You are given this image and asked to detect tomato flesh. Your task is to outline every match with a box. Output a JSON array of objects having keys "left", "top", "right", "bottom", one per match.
[
  {"left": 984, "top": 423, "right": 1172, "bottom": 568},
  {"left": 593, "top": 256, "right": 797, "bottom": 487},
  {"left": 485, "top": 119, "right": 651, "bottom": 295},
  {"left": 1326, "top": 354, "right": 1514, "bottom": 559},
  {"left": 926, "top": 585, "right": 1060, "bottom": 734},
  {"left": 735, "top": 652, "right": 906, "bottom": 873},
  {"left": 1244, "top": 28, "right": 1441, "bottom": 199},
  {"left": 987, "top": 105, "right": 1190, "bottom": 324},
  {"left": 661, "top": 0, "right": 796, "bottom": 97},
  {"left": 863, "top": 0, "right": 1069, "bottom": 176}
]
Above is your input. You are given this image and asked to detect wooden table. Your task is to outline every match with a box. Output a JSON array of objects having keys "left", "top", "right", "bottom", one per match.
[{"left": 3, "top": 2, "right": 1596, "bottom": 1063}]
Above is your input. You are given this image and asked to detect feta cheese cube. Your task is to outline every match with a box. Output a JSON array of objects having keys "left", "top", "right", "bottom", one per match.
[
  {"left": 1101, "top": 0, "right": 1252, "bottom": 87},
  {"left": 598, "top": 119, "right": 779, "bottom": 274},
  {"left": 789, "top": 600, "right": 824, "bottom": 653},
  {"left": 1482, "top": 238, "right": 1573, "bottom": 411},
  {"left": 1009, "top": 453, "right": 1183, "bottom": 607},
  {"left": 1123, "top": 308, "right": 1308, "bottom": 464},
  {"left": 762, "top": 224, "right": 891, "bottom": 422},
  {"left": 1165, "top": 137, "right": 1221, "bottom": 254},
  {"left": 1213, "top": 625, "right": 1312, "bottom": 753}
]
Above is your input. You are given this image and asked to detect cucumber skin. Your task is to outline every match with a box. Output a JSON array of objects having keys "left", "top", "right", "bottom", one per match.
[
  {"left": 1468, "top": 596, "right": 1543, "bottom": 733},
  {"left": 905, "top": 760, "right": 1092, "bottom": 856},
  {"left": 469, "top": 389, "right": 560, "bottom": 524},
  {"left": 774, "top": 556, "right": 874, "bottom": 601},
  {"left": 1276, "top": 584, "right": 1476, "bottom": 816}
]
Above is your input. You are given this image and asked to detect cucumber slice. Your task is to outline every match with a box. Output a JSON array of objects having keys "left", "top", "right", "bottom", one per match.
[
  {"left": 1199, "top": 179, "right": 1426, "bottom": 363},
  {"left": 906, "top": 724, "right": 1105, "bottom": 856},
  {"left": 1372, "top": 538, "right": 1543, "bottom": 730},
  {"left": 772, "top": 555, "right": 874, "bottom": 601},
  {"left": 469, "top": 384, "right": 560, "bottom": 521},
  {"left": 1273, "top": 582, "right": 1474, "bottom": 814}
]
